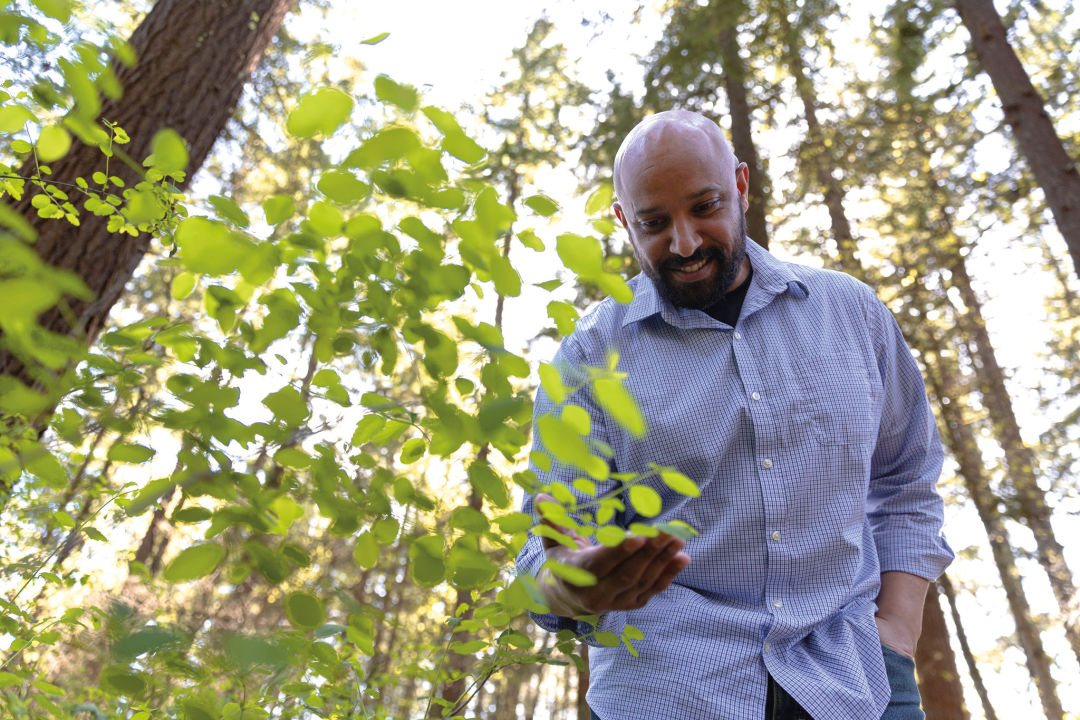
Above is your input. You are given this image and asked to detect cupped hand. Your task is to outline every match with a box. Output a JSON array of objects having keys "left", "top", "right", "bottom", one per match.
[{"left": 533, "top": 493, "right": 691, "bottom": 617}]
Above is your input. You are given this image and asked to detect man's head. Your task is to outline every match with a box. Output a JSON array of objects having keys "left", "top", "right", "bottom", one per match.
[{"left": 612, "top": 110, "right": 751, "bottom": 310}]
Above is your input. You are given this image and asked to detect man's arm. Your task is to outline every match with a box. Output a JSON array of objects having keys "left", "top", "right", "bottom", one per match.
[{"left": 875, "top": 571, "right": 929, "bottom": 658}]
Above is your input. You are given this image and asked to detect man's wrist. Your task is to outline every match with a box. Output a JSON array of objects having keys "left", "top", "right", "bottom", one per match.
[{"left": 537, "top": 566, "right": 590, "bottom": 618}]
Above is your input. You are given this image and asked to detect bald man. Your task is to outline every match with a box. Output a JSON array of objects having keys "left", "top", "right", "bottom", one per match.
[{"left": 516, "top": 111, "right": 952, "bottom": 719}]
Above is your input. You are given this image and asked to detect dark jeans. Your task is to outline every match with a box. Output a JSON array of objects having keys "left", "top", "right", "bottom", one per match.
[{"left": 589, "top": 644, "right": 924, "bottom": 720}]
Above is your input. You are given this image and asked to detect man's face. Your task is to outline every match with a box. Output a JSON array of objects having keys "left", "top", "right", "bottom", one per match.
[{"left": 613, "top": 127, "right": 750, "bottom": 310}]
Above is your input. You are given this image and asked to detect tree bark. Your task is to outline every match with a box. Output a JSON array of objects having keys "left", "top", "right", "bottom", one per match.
[
  {"left": 775, "top": 5, "right": 862, "bottom": 277},
  {"left": 576, "top": 643, "right": 590, "bottom": 720},
  {"left": 922, "top": 329, "right": 1064, "bottom": 720},
  {"left": 915, "top": 583, "right": 969, "bottom": 720},
  {"left": 716, "top": 15, "right": 769, "bottom": 249},
  {"left": 945, "top": 255, "right": 1080, "bottom": 665},
  {"left": 940, "top": 574, "right": 1001, "bottom": 720},
  {"left": 953, "top": 0, "right": 1080, "bottom": 281},
  {"left": 1, "top": 0, "right": 298, "bottom": 386}
]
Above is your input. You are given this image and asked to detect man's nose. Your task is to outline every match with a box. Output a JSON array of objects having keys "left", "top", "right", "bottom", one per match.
[{"left": 669, "top": 217, "right": 702, "bottom": 257}]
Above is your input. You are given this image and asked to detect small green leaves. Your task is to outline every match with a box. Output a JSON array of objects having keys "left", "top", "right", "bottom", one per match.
[
  {"left": 174, "top": 217, "right": 252, "bottom": 276},
  {"left": 31, "top": 0, "right": 72, "bottom": 22},
  {"left": 106, "top": 443, "right": 155, "bottom": 464},
  {"left": 524, "top": 194, "right": 559, "bottom": 217},
  {"left": 262, "top": 386, "right": 309, "bottom": 426},
  {"left": 287, "top": 87, "right": 354, "bottom": 138},
  {"left": 374, "top": 74, "right": 418, "bottom": 112},
  {"left": 361, "top": 31, "right": 390, "bottom": 44},
  {"left": 628, "top": 485, "right": 661, "bottom": 517},
  {"left": 162, "top": 543, "right": 225, "bottom": 583},
  {"left": 353, "top": 532, "right": 378, "bottom": 569},
  {"left": 544, "top": 559, "right": 596, "bottom": 587},
  {"left": 36, "top": 125, "right": 71, "bottom": 162},
  {"left": 592, "top": 378, "right": 646, "bottom": 438},
  {"left": 399, "top": 438, "right": 426, "bottom": 464},
  {"left": 585, "top": 182, "right": 614, "bottom": 215},
  {"left": 170, "top": 272, "right": 196, "bottom": 300},
  {"left": 147, "top": 128, "right": 189, "bottom": 174},
  {"left": 263, "top": 194, "right": 295, "bottom": 225},
  {"left": 538, "top": 362, "right": 568, "bottom": 404},
  {"left": 99, "top": 665, "right": 147, "bottom": 697},
  {"left": 409, "top": 534, "right": 445, "bottom": 586},
  {"left": 284, "top": 591, "right": 325, "bottom": 630},
  {"left": 0, "top": 104, "right": 37, "bottom": 133},
  {"left": 659, "top": 468, "right": 700, "bottom": 498}
]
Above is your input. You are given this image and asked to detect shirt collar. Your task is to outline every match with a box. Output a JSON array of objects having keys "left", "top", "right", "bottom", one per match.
[{"left": 621, "top": 238, "right": 810, "bottom": 329}]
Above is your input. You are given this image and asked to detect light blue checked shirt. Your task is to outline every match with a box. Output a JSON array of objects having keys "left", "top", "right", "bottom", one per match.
[{"left": 518, "top": 239, "right": 953, "bottom": 719}]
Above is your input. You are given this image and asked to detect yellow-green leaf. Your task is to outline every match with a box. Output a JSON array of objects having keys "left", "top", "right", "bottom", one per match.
[{"left": 628, "top": 485, "right": 661, "bottom": 517}]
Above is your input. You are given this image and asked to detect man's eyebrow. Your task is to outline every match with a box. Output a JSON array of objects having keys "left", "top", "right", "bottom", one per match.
[{"left": 635, "top": 187, "right": 726, "bottom": 217}]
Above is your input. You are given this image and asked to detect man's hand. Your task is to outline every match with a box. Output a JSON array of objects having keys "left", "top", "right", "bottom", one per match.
[
  {"left": 875, "top": 571, "right": 930, "bottom": 659},
  {"left": 533, "top": 493, "right": 691, "bottom": 618}
]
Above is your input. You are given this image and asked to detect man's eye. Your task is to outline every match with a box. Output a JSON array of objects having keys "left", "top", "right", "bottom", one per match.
[
  {"left": 638, "top": 218, "right": 663, "bottom": 229},
  {"left": 696, "top": 199, "right": 720, "bottom": 212}
]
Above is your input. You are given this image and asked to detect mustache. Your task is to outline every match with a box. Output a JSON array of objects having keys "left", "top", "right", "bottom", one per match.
[{"left": 661, "top": 248, "right": 726, "bottom": 272}]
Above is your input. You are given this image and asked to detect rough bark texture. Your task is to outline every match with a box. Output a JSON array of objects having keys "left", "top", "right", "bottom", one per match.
[
  {"left": 954, "top": 0, "right": 1080, "bottom": 280},
  {"left": 717, "top": 20, "right": 769, "bottom": 249},
  {"left": 940, "top": 574, "right": 1001, "bottom": 720},
  {"left": 1, "top": 0, "right": 298, "bottom": 382},
  {"left": 776, "top": 7, "right": 862, "bottom": 276},
  {"left": 915, "top": 583, "right": 970, "bottom": 720},
  {"left": 576, "top": 643, "right": 590, "bottom": 720},
  {"left": 947, "top": 255, "right": 1080, "bottom": 665},
  {"left": 922, "top": 330, "right": 1064, "bottom": 720}
]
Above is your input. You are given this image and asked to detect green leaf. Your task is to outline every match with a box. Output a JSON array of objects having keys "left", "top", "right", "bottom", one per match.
[
  {"left": 36, "top": 125, "right": 71, "bottom": 162},
  {"left": 595, "top": 525, "right": 626, "bottom": 547},
  {"left": 374, "top": 74, "right": 419, "bottom": 112},
  {"left": 561, "top": 404, "right": 591, "bottom": 435},
  {"left": 274, "top": 446, "right": 310, "bottom": 469},
  {"left": 592, "top": 378, "right": 646, "bottom": 438},
  {"left": 409, "top": 534, "right": 445, "bottom": 586},
  {"left": 538, "top": 363, "right": 568, "bottom": 404},
  {"left": 361, "top": 31, "right": 390, "bottom": 44},
  {"left": 547, "top": 300, "right": 579, "bottom": 336},
  {"left": 399, "top": 438, "right": 426, "bottom": 464},
  {"left": 287, "top": 87, "right": 354, "bottom": 138},
  {"left": 317, "top": 170, "right": 369, "bottom": 204},
  {"left": 263, "top": 194, "right": 295, "bottom": 225},
  {"left": 441, "top": 132, "right": 485, "bottom": 163},
  {"left": 162, "top": 543, "right": 225, "bottom": 583},
  {"left": 170, "top": 271, "right": 196, "bottom": 300},
  {"left": 494, "top": 512, "right": 532, "bottom": 534},
  {"left": 544, "top": 559, "right": 596, "bottom": 587},
  {"left": 107, "top": 443, "right": 155, "bottom": 464},
  {"left": 628, "top": 485, "right": 661, "bottom": 518},
  {"left": 147, "top": 129, "right": 189, "bottom": 173},
  {"left": 556, "top": 232, "right": 604, "bottom": 277},
  {"left": 0, "top": 104, "right": 36, "bottom": 133},
  {"left": 208, "top": 195, "right": 250, "bottom": 228},
  {"left": 373, "top": 517, "right": 399, "bottom": 543},
  {"left": 174, "top": 217, "right": 252, "bottom": 276},
  {"left": 353, "top": 532, "right": 378, "bottom": 569},
  {"left": 112, "top": 627, "right": 182, "bottom": 661},
  {"left": 660, "top": 468, "right": 700, "bottom": 498},
  {"left": 352, "top": 414, "right": 386, "bottom": 445},
  {"left": 654, "top": 520, "right": 699, "bottom": 540},
  {"left": 468, "top": 460, "right": 510, "bottom": 508},
  {"left": 518, "top": 229, "right": 545, "bottom": 251},
  {"left": 31, "top": 0, "right": 71, "bottom": 22},
  {"left": 585, "top": 182, "right": 614, "bottom": 215},
  {"left": 307, "top": 200, "right": 344, "bottom": 237},
  {"left": 99, "top": 665, "right": 146, "bottom": 697},
  {"left": 262, "top": 386, "right": 309, "bottom": 426},
  {"left": 0, "top": 672, "right": 20, "bottom": 688},
  {"left": 524, "top": 194, "right": 559, "bottom": 217},
  {"left": 284, "top": 591, "right": 325, "bottom": 630},
  {"left": 449, "top": 506, "right": 489, "bottom": 533},
  {"left": 450, "top": 639, "right": 487, "bottom": 654}
]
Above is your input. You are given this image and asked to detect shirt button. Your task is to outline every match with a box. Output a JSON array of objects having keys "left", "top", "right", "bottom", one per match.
[
  {"left": 771, "top": 530, "right": 781, "bottom": 541},
  {"left": 751, "top": 391, "right": 761, "bottom": 401},
  {"left": 733, "top": 332, "right": 742, "bottom": 340},
  {"left": 773, "top": 599, "right": 783, "bottom": 609},
  {"left": 764, "top": 642, "right": 771, "bottom": 652},
  {"left": 762, "top": 458, "right": 773, "bottom": 469}
]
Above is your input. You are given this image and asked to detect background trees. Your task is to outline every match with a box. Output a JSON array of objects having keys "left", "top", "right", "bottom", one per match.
[{"left": 0, "top": 0, "right": 1077, "bottom": 718}]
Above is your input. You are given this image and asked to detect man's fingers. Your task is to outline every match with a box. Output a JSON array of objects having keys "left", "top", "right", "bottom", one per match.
[
  {"left": 534, "top": 493, "right": 586, "bottom": 550},
  {"left": 587, "top": 532, "right": 683, "bottom": 583},
  {"left": 611, "top": 550, "right": 691, "bottom": 609}
]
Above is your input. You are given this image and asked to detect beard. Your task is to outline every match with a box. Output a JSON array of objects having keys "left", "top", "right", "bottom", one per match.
[{"left": 644, "top": 209, "right": 748, "bottom": 310}]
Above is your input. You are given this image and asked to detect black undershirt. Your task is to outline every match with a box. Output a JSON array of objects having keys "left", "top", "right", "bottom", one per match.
[{"left": 704, "top": 264, "right": 753, "bottom": 327}]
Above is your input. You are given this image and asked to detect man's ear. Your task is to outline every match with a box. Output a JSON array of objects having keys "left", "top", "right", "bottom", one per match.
[
  {"left": 735, "top": 162, "right": 750, "bottom": 211},
  {"left": 613, "top": 202, "right": 629, "bottom": 231}
]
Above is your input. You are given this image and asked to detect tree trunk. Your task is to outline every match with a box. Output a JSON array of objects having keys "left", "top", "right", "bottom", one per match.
[
  {"left": 922, "top": 330, "right": 1064, "bottom": 720},
  {"left": 1, "top": 0, "right": 298, "bottom": 388},
  {"left": 775, "top": 5, "right": 862, "bottom": 277},
  {"left": 940, "top": 574, "right": 1001, "bottom": 720},
  {"left": 716, "top": 15, "right": 769, "bottom": 249},
  {"left": 915, "top": 583, "right": 969, "bottom": 720},
  {"left": 953, "top": 0, "right": 1080, "bottom": 281},
  {"left": 945, "top": 255, "right": 1080, "bottom": 665}
]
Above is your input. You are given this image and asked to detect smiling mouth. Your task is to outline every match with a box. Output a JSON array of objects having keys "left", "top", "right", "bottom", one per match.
[{"left": 673, "top": 257, "right": 710, "bottom": 274}]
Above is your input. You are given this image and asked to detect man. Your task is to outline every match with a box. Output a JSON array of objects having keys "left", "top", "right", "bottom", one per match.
[{"left": 516, "top": 110, "right": 953, "bottom": 719}]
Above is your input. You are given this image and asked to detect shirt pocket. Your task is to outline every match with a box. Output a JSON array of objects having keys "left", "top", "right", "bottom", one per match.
[{"left": 795, "top": 351, "right": 876, "bottom": 447}]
